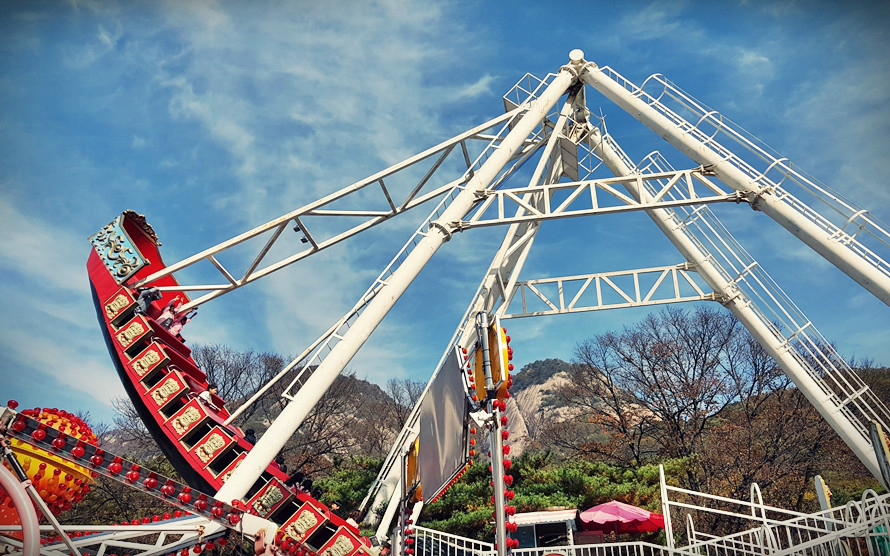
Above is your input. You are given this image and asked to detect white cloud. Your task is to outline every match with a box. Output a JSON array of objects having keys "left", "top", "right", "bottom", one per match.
[
  {"left": 164, "top": 76, "right": 257, "bottom": 172},
  {"left": 618, "top": 3, "right": 687, "bottom": 41},
  {"left": 0, "top": 193, "right": 86, "bottom": 294},
  {"left": 166, "top": 0, "right": 229, "bottom": 30},
  {"left": 145, "top": 0, "right": 492, "bottom": 228},
  {"left": 738, "top": 50, "right": 770, "bottom": 69},
  {"left": 758, "top": 1, "right": 805, "bottom": 19},
  {"left": 2, "top": 326, "right": 125, "bottom": 407},
  {"left": 449, "top": 74, "right": 497, "bottom": 101},
  {"left": 0, "top": 196, "right": 128, "bottom": 421},
  {"left": 96, "top": 24, "right": 117, "bottom": 47},
  {"left": 61, "top": 11, "right": 123, "bottom": 69},
  {"left": 66, "top": 0, "right": 107, "bottom": 14},
  {"left": 782, "top": 62, "right": 890, "bottom": 214}
]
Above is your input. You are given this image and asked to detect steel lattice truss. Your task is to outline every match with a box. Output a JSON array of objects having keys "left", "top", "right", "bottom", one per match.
[
  {"left": 458, "top": 167, "right": 743, "bottom": 229},
  {"left": 503, "top": 263, "right": 719, "bottom": 318},
  {"left": 134, "top": 104, "right": 546, "bottom": 312}
]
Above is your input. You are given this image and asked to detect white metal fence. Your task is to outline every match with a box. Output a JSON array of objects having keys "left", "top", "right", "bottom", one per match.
[{"left": 411, "top": 488, "right": 890, "bottom": 556}]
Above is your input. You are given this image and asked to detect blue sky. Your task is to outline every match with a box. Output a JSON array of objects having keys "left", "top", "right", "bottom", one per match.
[{"left": 1, "top": 0, "right": 888, "bottom": 427}]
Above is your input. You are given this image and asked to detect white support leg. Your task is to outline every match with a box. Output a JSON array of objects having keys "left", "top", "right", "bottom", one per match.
[
  {"left": 587, "top": 122, "right": 882, "bottom": 479},
  {"left": 580, "top": 64, "right": 890, "bottom": 307},
  {"left": 215, "top": 56, "right": 580, "bottom": 503},
  {"left": 361, "top": 94, "right": 579, "bottom": 529},
  {"left": 0, "top": 461, "right": 40, "bottom": 556}
]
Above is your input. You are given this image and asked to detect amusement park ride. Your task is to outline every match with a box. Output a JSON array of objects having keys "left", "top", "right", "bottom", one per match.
[{"left": 3, "top": 49, "right": 890, "bottom": 556}]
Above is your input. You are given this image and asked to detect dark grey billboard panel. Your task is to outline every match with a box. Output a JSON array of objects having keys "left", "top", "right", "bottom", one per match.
[{"left": 418, "top": 347, "right": 469, "bottom": 502}]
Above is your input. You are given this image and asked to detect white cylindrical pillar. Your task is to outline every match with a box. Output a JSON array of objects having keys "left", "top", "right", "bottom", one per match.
[
  {"left": 580, "top": 64, "right": 890, "bottom": 307},
  {"left": 216, "top": 59, "right": 579, "bottom": 503},
  {"left": 490, "top": 403, "right": 508, "bottom": 556},
  {"left": 0, "top": 462, "right": 40, "bottom": 556}
]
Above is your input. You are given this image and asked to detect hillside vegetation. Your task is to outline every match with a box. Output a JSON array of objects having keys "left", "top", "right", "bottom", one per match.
[{"left": 64, "top": 307, "right": 887, "bottom": 542}]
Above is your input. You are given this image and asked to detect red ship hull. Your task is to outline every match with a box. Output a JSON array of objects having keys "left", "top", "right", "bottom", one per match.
[{"left": 87, "top": 211, "right": 369, "bottom": 553}]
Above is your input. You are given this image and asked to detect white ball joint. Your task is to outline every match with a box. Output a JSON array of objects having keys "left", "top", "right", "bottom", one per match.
[{"left": 569, "top": 49, "right": 585, "bottom": 65}]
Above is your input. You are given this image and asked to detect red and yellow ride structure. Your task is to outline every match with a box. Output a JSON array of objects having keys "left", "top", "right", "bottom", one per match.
[{"left": 0, "top": 406, "right": 97, "bottom": 537}]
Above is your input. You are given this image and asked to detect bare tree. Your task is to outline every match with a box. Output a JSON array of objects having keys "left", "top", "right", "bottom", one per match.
[
  {"left": 107, "top": 339, "right": 399, "bottom": 480},
  {"left": 854, "top": 364, "right": 890, "bottom": 409},
  {"left": 556, "top": 305, "right": 870, "bottom": 507},
  {"left": 191, "top": 344, "right": 287, "bottom": 423},
  {"left": 558, "top": 344, "right": 658, "bottom": 467},
  {"left": 194, "top": 344, "right": 397, "bottom": 474},
  {"left": 523, "top": 406, "right": 548, "bottom": 446},
  {"left": 384, "top": 378, "right": 425, "bottom": 428},
  {"left": 281, "top": 372, "right": 374, "bottom": 475},
  {"left": 555, "top": 307, "right": 739, "bottom": 476},
  {"left": 700, "top": 333, "right": 862, "bottom": 509},
  {"left": 107, "top": 396, "right": 162, "bottom": 458},
  {"left": 354, "top": 399, "right": 398, "bottom": 458}
]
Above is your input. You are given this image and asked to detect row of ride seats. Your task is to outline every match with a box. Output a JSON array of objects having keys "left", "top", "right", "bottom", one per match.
[{"left": 100, "top": 286, "right": 370, "bottom": 555}]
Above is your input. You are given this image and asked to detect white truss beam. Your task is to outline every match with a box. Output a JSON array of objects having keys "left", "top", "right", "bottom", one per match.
[
  {"left": 0, "top": 509, "right": 277, "bottom": 556},
  {"left": 133, "top": 108, "right": 528, "bottom": 312},
  {"left": 502, "top": 263, "right": 719, "bottom": 319},
  {"left": 457, "top": 167, "right": 742, "bottom": 229},
  {"left": 26, "top": 519, "right": 222, "bottom": 556}
]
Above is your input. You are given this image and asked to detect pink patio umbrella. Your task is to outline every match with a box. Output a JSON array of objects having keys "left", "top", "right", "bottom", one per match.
[{"left": 579, "top": 500, "right": 665, "bottom": 534}]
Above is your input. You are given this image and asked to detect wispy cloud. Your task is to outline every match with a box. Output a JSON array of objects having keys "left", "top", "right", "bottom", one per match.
[
  {"left": 0, "top": 193, "right": 85, "bottom": 294},
  {"left": 736, "top": 49, "right": 774, "bottom": 91},
  {"left": 0, "top": 192, "right": 126, "bottom": 421},
  {"left": 96, "top": 23, "right": 119, "bottom": 48},
  {"left": 2, "top": 325, "right": 125, "bottom": 408},
  {"left": 780, "top": 22, "right": 890, "bottom": 214},
  {"left": 450, "top": 74, "right": 498, "bottom": 101},
  {"left": 141, "top": 0, "right": 492, "bottom": 231},
  {"left": 617, "top": 2, "right": 688, "bottom": 42}
]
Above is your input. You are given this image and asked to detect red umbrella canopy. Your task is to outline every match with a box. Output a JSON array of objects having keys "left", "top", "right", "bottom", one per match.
[{"left": 579, "top": 501, "right": 665, "bottom": 534}]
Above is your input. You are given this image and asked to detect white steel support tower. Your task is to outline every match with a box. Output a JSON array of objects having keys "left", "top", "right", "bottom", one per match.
[
  {"left": 210, "top": 48, "right": 890, "bottom": 513},
  {"left": 363, "top": 50, "right": 890, "bottom": 535},
  {"left": 358, "top": 90, "right": 582, "bottom": 533},
  {"left": 574, "top": 57, "right": 890, "bottom": 478},
  {"left": 7, "top": 49, "right": 889, "bottom": 556}
]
